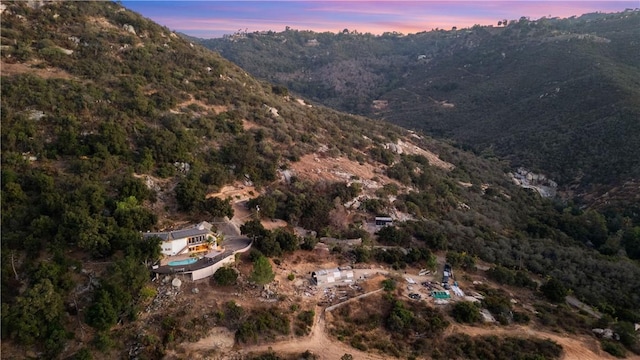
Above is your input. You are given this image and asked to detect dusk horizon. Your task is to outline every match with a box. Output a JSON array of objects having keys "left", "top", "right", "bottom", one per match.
[{"left": 121, "top": 1, "right": 638, "bottom": 39}]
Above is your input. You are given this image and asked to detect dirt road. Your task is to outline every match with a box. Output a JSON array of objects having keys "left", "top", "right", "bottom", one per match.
[
  {"left": 234, "top": 303, "right": 618, "bottom": 360},
  {"left": 179, "top": 265, "right": 618, "bottom": 360},
  {"left": 237, "top": 307, "right": 388, "bottom": 360}
]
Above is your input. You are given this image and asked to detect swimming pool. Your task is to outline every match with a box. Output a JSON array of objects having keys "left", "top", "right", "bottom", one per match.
[{"left": 168, "top": 258, "right": 198, "bottom": 266}]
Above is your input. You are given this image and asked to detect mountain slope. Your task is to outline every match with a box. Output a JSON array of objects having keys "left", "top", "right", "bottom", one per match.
[
  {"left": 1, "top": 3, "right": 639, "bottom": 359},
  {"left": 200, "top": 11, "right": 640, "bottom": 205}
]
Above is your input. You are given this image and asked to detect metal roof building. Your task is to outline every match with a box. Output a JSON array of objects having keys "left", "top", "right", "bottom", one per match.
[{"left": 312, "top": 267, "right": 354, "bottom": 286}]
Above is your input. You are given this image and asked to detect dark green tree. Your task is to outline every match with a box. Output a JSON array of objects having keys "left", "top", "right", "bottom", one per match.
[
  {"left": 202, "top": 196, "right": 234, "bottom": 218},
  {"left": 175, "top": 174, "right": 206, "bottom": 212},
  {"left": 118, "top": 176, "right": 153, "bottom": 202},
  {"left": 241, "top": 219, "right": 269, "bottom": 240},
  {"left": 385, "top": 299, "right": 414, "bottom": 334},
  {"left": 613, "top": 321, "right": 639, "bottom": 350},
  {"left": 114, "top": 196, "right": 157, "bottom": 230},
  {"left": 5, "top": 279, "right": 64, "bottom": 345},
  {"left": 376, "top": 225, "right": 410, "bottom": 246},
  {"left": 248, "top": 195, "right": 277, "bottom": 219},
  {"left": 85, "top": 289, "right": 118, "bottom": 331},
  {"left": 540, "top": 278, "right": 568, "bottom": 303},
  {"left": 134, "top": 234, "right": 162, "bottom": 265},
  {"left": 274, "top": 229, "right": 299, "bottom": 252},
  {"left": 622, "top": 227, "right": 640, "bottom": 259},
  {"left": 251, "top": 255, "right": 275, "bottom": 285},
  {"left": 253, "top": 232, "right": 282, "bottom": 257}
]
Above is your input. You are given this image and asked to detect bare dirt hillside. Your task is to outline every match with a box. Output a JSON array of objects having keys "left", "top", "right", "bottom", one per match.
[
  {"left": 290, "top": 154, "right": 390, "bottom": 185},
  {"left": 0, "top": 60, "right": 75, "bottom": 80}
]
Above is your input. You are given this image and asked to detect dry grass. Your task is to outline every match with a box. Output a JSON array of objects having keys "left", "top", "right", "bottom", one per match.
[{"left": 1, "top": 60, "right": 75, "bottom": 80}]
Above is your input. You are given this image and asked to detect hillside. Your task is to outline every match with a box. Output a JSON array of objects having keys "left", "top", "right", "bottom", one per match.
[
  {"left": 200, "top": 11, "right": 640, "bottom": 211},
  {"left": 1, "top": 2, "right": 640, "bottom": 359}
]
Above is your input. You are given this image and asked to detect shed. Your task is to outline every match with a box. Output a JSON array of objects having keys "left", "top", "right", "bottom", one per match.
[
  {"left": 375, "top": 216, "right": 393, "bottom": 227},
  {"left": 312, "top": 267, "right": 354, "bottom": 286}
]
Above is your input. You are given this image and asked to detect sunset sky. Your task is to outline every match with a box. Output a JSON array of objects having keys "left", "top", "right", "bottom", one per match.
[{"left": 121, "top": 1, "right": 638, "bottom": 38}]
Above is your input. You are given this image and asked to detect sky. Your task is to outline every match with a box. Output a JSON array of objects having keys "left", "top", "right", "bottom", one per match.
[{"left": 120, "top": 1, "right": 639, "bottom": 39}]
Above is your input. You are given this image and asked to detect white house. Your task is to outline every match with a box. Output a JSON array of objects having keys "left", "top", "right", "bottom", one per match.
[{"left": 143, "top": 221, "right": 217, "bottom": 256}]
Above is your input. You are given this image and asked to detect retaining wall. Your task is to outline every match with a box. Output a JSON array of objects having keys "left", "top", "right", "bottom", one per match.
[{"left": 190, "top": 240, "right": 252, "bottom": 281}]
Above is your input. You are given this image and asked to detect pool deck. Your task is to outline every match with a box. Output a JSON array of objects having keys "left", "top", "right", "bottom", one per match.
[{"left": 152, "top": 236, "right": 251, "bottom": 275}]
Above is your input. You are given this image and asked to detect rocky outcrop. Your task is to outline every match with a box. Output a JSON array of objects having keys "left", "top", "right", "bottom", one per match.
[
  {"left": 510, "top": 167, "right": 557, "bottom": 198},
  {"left": 122, "top": 24, "right": 136, "bottom": 35}
]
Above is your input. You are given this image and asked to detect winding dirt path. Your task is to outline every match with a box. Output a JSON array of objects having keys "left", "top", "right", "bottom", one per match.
[
  {"left": 171, "top": 94, "right": 228, "bottom": 114},
  {"left": 238, "top": 307, "right": 387, "bottom": 360},
  {"left": 235, "top": 310, "right": 618, "bottom": 360}
]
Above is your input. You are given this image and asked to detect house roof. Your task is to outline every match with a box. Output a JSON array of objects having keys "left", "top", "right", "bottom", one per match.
[
  {"left": 170, "top": 226, "right": 210, "bottom": 240},
  {"left": 313, "top": 268, "right": 340, "bottom": 276},
  {"left": 142, "top": 221, "right": 214, "bottom": 242}
]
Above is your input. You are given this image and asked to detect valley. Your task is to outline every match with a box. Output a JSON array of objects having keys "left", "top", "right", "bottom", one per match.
[{"left": 200, "top": 10, "right": 640, "bottom": 211}]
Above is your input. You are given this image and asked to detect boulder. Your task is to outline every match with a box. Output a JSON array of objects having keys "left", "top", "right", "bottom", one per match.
[{"left": 122, "top": 24, "right": 136, "bottom": 35}]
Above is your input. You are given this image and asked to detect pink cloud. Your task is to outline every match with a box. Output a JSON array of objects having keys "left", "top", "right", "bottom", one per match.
[{"left": 136, "top": 1, "right": 638, "bottom": 38}]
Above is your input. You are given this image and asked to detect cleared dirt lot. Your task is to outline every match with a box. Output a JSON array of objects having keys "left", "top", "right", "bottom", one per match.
[{"left": 170, "top": 259, "right": 616, "bottom": 360}]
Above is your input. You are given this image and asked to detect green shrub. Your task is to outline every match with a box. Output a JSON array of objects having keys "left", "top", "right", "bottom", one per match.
[
  {"left": 295, "top": 310, "right": 315, "bottom": 336},
  {"left": 382, "top": 279, "right": 396, "bottom": 292},
  {"left": 93, "top": 331, "right": 114, "bottom": 352},
  {"left": 540, "top": 278, "right": 568, "bottom": 303},
  {"left": 602, "top": 340, "right": 627, "bottom": 358},
  {"left": 512, "top": 311, "right": 531, "bottom": 324},
  {"left": 235, "top": 307, "right": 290, "bottom": 343},
  {"left": 213, "top": 267, "right": 238, "bottom": 286},
  {"left": 71, "top": 348, "right": 93, "bottom": 360},
  {"left": 451, "top": 301, "right": 481, "bottom": 323},
  {"left": 297, "top": 310, "right": 315, "bottom": 327},
  {"left": 139, "top": 286, "right": 157, "bottom": 301}
]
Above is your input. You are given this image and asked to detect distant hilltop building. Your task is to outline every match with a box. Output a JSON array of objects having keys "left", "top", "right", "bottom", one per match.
[{"left": 375, "top": 216, "right": 393, "bottom": 227}]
